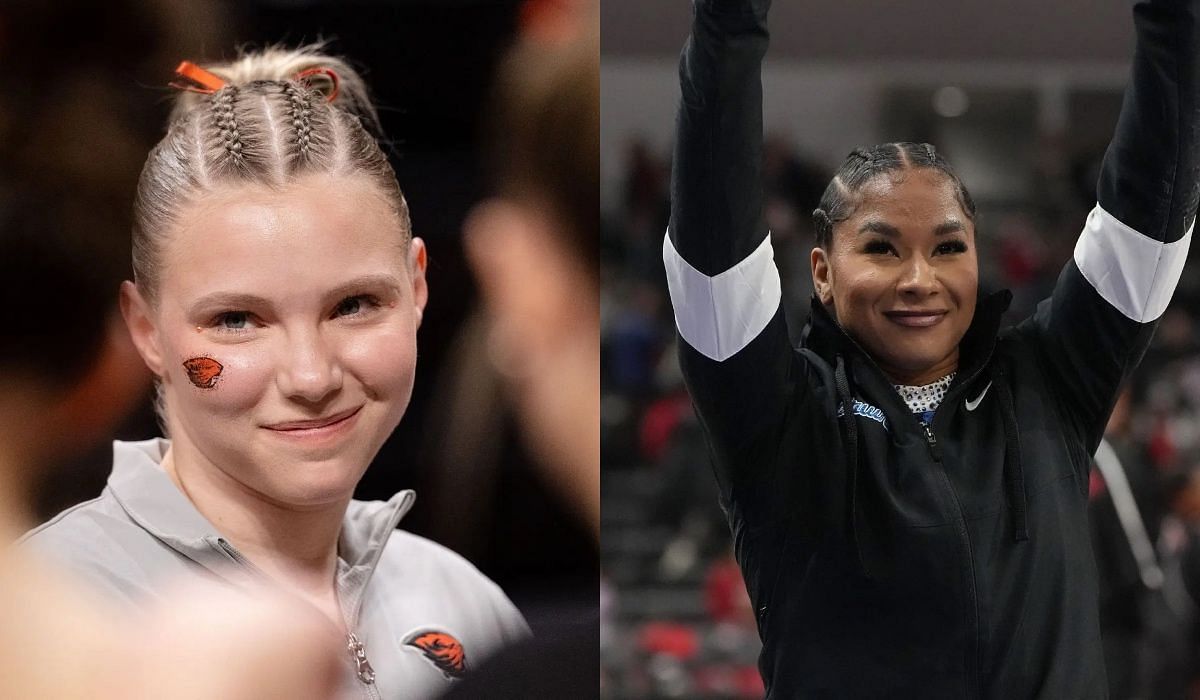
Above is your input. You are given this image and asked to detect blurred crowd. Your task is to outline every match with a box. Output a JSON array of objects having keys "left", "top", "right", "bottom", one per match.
[{"left": 601, "top": 132, "right": 1200, "bottom": 698}]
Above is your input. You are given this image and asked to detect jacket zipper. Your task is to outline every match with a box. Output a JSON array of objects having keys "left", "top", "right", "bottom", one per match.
[
  {"left": 926, "top": 405, "right": 984, "bottom": 699},
  {"left": 216, "top": 538, "right": 382, "bottom": 700},
  {"left": 922, "top": 423, "right": 943, "bottom": 462},
  {"left": 341, "top": 501, "right": 412, "bottom": 700},
  {"left": 345, "top": 575, "right": 382, "bottom": 699},
  {"left": 925, "top": 422, "right": 982, "bottom": 698},
  {"left": 828, "top": 334, "right": 988, "bottom": 698},
  {"left": 347, "top": 632, "right": 381, "bottom": 699}
]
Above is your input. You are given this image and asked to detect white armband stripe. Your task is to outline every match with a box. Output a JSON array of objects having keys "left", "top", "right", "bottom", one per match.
[
  {"left": 663, "top": 230, "right": 782, "bottom": 361},
  {"left": 1073, "top": 204, "right": 1192, "bottom": 323}
]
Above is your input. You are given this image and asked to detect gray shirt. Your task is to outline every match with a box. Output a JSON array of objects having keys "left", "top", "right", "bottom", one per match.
[{"left": 23, "top": 439, "right": 530, "bottom": 699}]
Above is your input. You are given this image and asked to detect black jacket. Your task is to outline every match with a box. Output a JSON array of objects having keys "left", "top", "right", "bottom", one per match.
[{"left": 663, "top": 0, "right": 1200, "bottom": 697}]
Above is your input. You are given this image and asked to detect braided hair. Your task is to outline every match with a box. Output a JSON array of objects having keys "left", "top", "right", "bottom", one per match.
[
  {"left": 132, "top": 45, "right": 407, "bottom": 305},
  {"left": 281, "top": 81, "right": 315, "bottom": 161},
  {"left": 812, "top": 142, "right": 976, "bottom": 249},
  {"left": 210, "top": 86, "right": 246, "bottom": 172}
]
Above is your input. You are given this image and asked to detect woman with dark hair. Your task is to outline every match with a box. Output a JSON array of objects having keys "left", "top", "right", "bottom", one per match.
[{"left": 665, "top": 0, "right": 1199, "bottom": 696}]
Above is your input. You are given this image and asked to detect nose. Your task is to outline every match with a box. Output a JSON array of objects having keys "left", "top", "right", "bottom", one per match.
[
  {"left": 896, "top": 253, "right": 938, "bottom": 298},
  {"left": 276, "top": 328, "right": 343, "bottom": 403}
]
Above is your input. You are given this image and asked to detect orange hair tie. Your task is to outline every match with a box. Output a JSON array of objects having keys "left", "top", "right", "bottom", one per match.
[
  {"left": 169, "top": 61, "right": 226, "bottom": 95},
  {"left": 295, "top": 67, "right": 340, "bottom": 103}
]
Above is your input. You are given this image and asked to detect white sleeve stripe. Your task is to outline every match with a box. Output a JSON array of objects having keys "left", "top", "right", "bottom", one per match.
[
  {"left": 662, "top": 230, "right": 782, "bottom": 362},
  {"left": 1073, "top": 203, "right": 1193, "bottom": 323}
]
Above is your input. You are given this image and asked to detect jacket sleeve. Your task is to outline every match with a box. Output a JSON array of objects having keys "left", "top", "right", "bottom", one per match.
[
  {"left": 1023, "top": 0, "right": 1199, "bottom": 454},
  {"left": 663, "top": 0, "right": 798, "bottom": 499}
]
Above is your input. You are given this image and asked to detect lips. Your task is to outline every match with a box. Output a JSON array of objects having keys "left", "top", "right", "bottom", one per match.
[
  {"left": 265, "top": 406, "right": 361, "bottom": 432},
  {"left": 883, "top": 310, "right": 948, "bottom": 328}
]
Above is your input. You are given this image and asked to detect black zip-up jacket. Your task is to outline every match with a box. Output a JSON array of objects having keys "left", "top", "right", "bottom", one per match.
[{"left": 663, "top": 1, "right": 1199, "bottom": 697}]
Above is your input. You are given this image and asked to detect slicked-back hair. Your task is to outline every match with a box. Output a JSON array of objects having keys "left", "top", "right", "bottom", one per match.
[
  {"left": 133, "top": 46, "right": 410, "bottom": 306},
  {"left": 811, "top": 142, "right": 977, "bottom": 249}
]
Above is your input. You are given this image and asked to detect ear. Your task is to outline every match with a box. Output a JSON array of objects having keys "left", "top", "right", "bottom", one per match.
[
  {"left": 407, "top": 238, "right": 429, "bottom": 328},
  {"left": 810, "top": 246, "right": 835, "bottom": 305},
  {"left": 119, "top": 280, "right": 167, "bottom": 377}
]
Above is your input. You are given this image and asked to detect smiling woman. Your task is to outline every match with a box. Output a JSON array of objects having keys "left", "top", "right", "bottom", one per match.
[
  {"left": 664, "top": 0, "right": 1200, "bottom": 696},
  {"left": 22, "top": 46, "right": 529, "bottom": 699},
  {"left": 126, "top": 173, "right": 423, "bottom": 509},
  {"left": 812, "top": 162, "right": 979, "bottom": 385}
]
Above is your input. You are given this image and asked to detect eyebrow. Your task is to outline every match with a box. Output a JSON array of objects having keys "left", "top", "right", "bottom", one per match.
[
  {"left": 857, "top": 219, "right": 966, "bottom": 237},
  {"left": 323, "top": 274, "right": 404, "bottom": 302},
  {"left": 187, "top": 273, "right": 403, "bottom": 316}
]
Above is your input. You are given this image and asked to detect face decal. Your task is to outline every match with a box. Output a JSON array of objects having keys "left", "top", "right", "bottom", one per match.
[
  {"left": 403, "top": 629, "right": 467, "bottom": 679},
  {"left": 183, "top": 356, "right": 224, "bottom": 389},
  {"left": 142, "top": 174, "right": 427, "bottom": 509}
]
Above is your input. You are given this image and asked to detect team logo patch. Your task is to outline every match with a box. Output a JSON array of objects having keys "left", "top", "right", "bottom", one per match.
[
  {"left": 836, "top": 399, "right": 889, "bottom": 431},
  {"left": 404, "top": 629, "right": 467, "bottom": 679},
  {"left": 182, "top": 357, "right": 223, "bottom": 389}
]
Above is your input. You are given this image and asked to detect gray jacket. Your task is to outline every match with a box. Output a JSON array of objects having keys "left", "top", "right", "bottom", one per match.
[{"left": 23, "top": 439, "right": 530, "bottom": 700}]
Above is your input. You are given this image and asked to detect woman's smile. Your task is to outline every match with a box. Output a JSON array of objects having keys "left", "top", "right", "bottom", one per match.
[
  {"left": 262, "top": 405, "right": 362, "bottom": 445},
  {"left": 883, "top": 309, "right": 948, "bottom": 328}
]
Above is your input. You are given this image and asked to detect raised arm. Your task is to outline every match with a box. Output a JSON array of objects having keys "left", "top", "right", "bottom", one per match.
[
  {"left": 663, "top": 0, "right": 796, "bottom": 497},
  {"left": 667, "top": 0, "right": 771, "bottom": 284},
  {"left": 1027, "top": 0, "right": 1200, "bottom": 452}
]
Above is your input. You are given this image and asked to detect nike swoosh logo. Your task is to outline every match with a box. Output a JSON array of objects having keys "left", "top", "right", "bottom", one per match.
[{"left": 965, "top": 381, "right": 992, "bottom": 411}]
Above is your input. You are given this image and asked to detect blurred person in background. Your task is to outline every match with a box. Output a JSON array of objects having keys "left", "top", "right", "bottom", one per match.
[
  {"left": 1139, "top": 458, "right": 1200, "bottom": 698},
  {"left": 665, "top": 0, "right": 1199, "bottom": 697},
  {"left": 1089, "top": 387, "right": 1164, "bottom": 698},
  {"left": 444, "top": 0, "right": 598, "bottom": 696},
  {"left": 465, "top": 0, "right": 599, "bottom": 535},
  {"left": 23, "top": 47, "right": 528, "bottom": 699}
]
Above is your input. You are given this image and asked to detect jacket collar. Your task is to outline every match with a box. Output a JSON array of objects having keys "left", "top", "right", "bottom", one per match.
[
  {"left": 801, "top": 288, "right": 1013, "bottom": 384},
  {"left": 106, "top": 439, "right": 415, "bottom": 583}
]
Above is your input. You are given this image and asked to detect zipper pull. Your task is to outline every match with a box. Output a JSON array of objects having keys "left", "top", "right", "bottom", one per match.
[
  {"left": 347, "top": 632, "right": 376, "bottom": 684},
  {"left": 922, "top": 423, "right": 943, "bottom": 463}
]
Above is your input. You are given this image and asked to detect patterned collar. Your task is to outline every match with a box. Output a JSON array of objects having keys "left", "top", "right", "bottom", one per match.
[{"left": 893, "top": 373, "right": 956, "bottom": 424}]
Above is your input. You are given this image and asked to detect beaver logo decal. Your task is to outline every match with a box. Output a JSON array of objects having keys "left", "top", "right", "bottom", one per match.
[
  {"left": 183, "top": 357, "right": 223, "bottom": 389},
  {"left": 404, "top": 629, "right": 467, "bottom": 679}
]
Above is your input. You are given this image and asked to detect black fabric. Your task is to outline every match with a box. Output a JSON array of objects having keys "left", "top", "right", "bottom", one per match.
[
  {"left": 1096, "top": 0, "right": 1200, "bottom": 241},
  {"left": 669, "top": 0, "right": 770, "bottom": 275},
  {"left": 994, "top": 368, "right": 1029, "bottom": 542},
  {"left": 667, "top": 0, "right": 1200, "bottom": 697},
  {"left": 835, "top": 353, "right": 875, "bottom": 579},
  {"left": 439, "top": 615, "right": 598, "bottom": 699}
]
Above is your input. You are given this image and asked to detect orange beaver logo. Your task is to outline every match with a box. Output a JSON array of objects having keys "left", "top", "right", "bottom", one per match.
[
  {"left": 404, "top": 629, "right": 467, "bottom": 678},
  {"left": 183, "top": 357, "right": 223, "bottom": 389}
]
